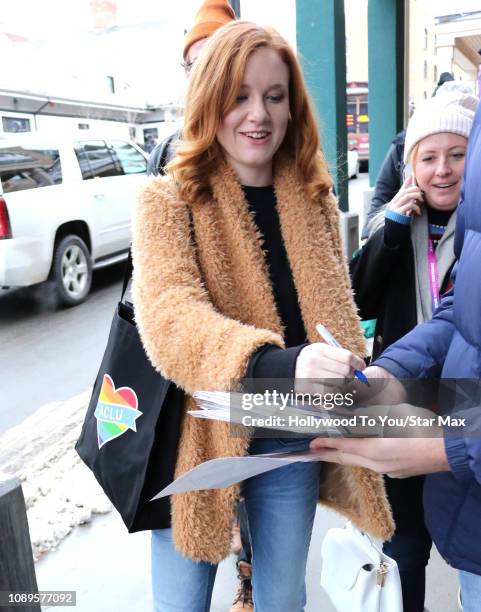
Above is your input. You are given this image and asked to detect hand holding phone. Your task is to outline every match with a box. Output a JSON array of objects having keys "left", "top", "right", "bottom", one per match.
[{"left": 387, "top": 166, "right": 423, "bottom": 217}]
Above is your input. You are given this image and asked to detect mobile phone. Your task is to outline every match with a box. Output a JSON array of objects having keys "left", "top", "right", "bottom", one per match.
[
  {"left": 402, "top": 163, "right": 419, "bottom": 216},
  {"left": 403, "top": 163, "right": 417, "bottom": 186}
]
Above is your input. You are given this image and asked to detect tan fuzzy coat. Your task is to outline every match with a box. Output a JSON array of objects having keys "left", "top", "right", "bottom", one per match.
[{"left": 132, "top": 157, "right": 394, "bottom": 563}]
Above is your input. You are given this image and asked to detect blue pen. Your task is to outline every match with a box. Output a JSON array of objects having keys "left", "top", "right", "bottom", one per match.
[{"left": 315, "top": 323, "right": 370, "bottom": 386}]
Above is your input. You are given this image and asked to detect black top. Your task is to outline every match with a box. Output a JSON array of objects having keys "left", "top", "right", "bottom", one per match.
[
  {"left": 243, "top": 185, "right": 307, "bottom": 379},
  {"left": 427, "top": 206, "right": 453, "bottom": 250},
  {"left": 427, "top": 206, "right": 452, "bottom": 227},
  {"left": 243, "top": 185, "right": 307, "bottom": 347}
]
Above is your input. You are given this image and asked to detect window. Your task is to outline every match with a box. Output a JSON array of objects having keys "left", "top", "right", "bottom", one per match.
[
  {"left": 78, "top": 123, "right": 90, "bottom": 130},
  {"left": 358, "top": 102, "right": 369, "bottom": 133},
  {"left": 74, "top": 140, "right": 121, "bottom": 179},
  {"left": 107, "top": 76, "right": 115, "bottom": 94},
  {"left": 424, "top": 61, "right": 428, "bottom": 80},
  {"left": 424, "top": 28, "right": 428, "bottom": 51},
  {"left": 0, "top": 145, "right": 62, "bottom": 193},
  {"left": 2, "top": 116, "right": 31, "bottom": 133},
  {"left": 143, "top": 127, "right": 158, "bottom": 140},
  {"left": 434, "top": 65, "right": 438, "bottom": 84},
  {"left": 109, "top": 140, "right": 146, "bottom": 175},
  {"left": 358, "top": 120, "right": 369, "bottom": 134}
]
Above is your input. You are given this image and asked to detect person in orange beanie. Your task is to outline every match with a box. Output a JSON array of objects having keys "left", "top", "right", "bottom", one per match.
[
  {"left": 147, "top": 0, "right": 236, "bottom": 175},
  {"left": 182, "top": 0, "right": 236, "bottom": 69}
]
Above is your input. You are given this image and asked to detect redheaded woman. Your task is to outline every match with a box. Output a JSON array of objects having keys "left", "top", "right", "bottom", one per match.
[{"left": 133, "top": 21, "right": 393, "bottom": 612}]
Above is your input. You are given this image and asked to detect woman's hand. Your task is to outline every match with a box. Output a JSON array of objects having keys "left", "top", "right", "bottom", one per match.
[
  {"left": 295, "top": 343, "right": 365, "bottom": 380},
  {"left": 387, "top": 175, "right": 424, "bottom": 217}
]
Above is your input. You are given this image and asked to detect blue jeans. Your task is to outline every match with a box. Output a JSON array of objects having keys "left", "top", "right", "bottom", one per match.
[
  {"left": 459, "top": 570, "right": 481, "bottom": 612},
  {"left": 151, "top": 437, "right": 321, "bottom": 612}
]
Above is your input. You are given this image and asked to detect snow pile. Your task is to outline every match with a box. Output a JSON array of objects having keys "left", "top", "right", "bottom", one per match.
[{"left": 0, "top": 391, "right": 112, "bottom": 561}]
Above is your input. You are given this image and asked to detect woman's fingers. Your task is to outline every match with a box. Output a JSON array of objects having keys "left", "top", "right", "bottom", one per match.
[
  {"left": 400, "top": 174, "right": 416, "bottom": 189},
  {"left": 395, "top": 202, "right": 422, "bottom": 216},
  {"left": 389, "top": 189, "right": 423, "bottom": 207},
  {"left": 399, "top": 185, "right": 423, "bottom": 198},
  {"left": 317, "top": 343, "right": 365, "bottom": 371},
  {"left": 388, "top": 186, "right": 424, "bottom": 215},
  {"left": 295, "top": 343, "right": 365, "bottom": 379}
]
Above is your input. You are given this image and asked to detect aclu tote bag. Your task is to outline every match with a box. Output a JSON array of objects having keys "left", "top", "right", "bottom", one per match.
[{"left": 75, "top": 253, "right": 184, "bottom": 531}]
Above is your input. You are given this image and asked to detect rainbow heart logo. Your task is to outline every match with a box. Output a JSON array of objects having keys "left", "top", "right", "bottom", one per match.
[{"left": 94, "top": 374, "right": 142, "bottom": 449}]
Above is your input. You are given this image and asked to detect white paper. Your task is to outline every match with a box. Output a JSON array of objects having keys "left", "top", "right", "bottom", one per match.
[
  {"left": 150, "top": 390, "right": 363, "bottom": 501},
  {"left": 151, "top": 449, "right": 323, "bottom": 500},
  {"left": 189, "top": 391, "right": 344, "bottom": 436}
]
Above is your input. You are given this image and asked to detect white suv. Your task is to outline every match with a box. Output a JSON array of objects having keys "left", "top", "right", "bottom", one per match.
[{"left": 0, "top": 136, "right": 148, "bottom": 306}]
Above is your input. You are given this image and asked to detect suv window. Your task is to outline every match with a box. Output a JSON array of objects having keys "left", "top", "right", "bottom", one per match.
[
  {"left": 0, "top": 145, "right": 62, "bottom": 193},
  {"left": 74, "top": 140, "right": 121, "bottom": 179},
  {"left": 110, "top": 140, "right": 146, "bottom": 175}
]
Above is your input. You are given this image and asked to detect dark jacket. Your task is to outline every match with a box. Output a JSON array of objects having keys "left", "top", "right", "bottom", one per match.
[
  {"left": 147, "top": 129, "right": 181, "bottom": 176},
  {"left": 350, "top": 219, "right": 416, "bottom": 359},
  {"left": 375, "top": 102, "right": 481, "bottom": 575},
  {"left": 361, "top": 130, "right": 405, "bottom": 239},
  {"left": 350, "top": 217, "right": 454, "bottom": 360}
]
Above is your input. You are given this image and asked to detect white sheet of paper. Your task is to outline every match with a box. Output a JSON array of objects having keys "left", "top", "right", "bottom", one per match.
[{"left": 151, "top": 450, "right": 322, "bottom": 500}]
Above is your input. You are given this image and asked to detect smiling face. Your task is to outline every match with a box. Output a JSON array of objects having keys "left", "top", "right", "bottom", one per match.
[
  {"left": 215, "top": 47, "right": 290, "bottom": 186},
  {"left": 413, "top": 132, "right": 467, "bottom": 211}
]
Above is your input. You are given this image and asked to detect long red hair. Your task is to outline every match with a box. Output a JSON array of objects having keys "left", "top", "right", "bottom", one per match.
[{"left": 167, "top": 21, "right": 333, "bottom": 203}]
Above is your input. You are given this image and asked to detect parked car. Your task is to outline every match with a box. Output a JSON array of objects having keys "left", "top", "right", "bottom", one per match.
[
  {"left": 0, "top": 136, "right": 148, "bottom": 306},
  {"left": 347, "top": 148, "right": 360, "bottom": 179}
]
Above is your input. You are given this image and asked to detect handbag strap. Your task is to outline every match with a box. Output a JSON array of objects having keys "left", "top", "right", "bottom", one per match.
[{"left": 121, "top": 249, "right": 133, "bottom": 302}]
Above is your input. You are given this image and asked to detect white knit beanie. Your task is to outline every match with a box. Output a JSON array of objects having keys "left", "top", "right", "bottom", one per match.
[{"left": 403, "top": 85, "right": 479, "bottom": 163}]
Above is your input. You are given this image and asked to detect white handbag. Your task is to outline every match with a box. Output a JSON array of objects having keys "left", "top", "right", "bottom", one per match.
[{"left": 320, "top": 522, "right": 403, "bottom": 612}]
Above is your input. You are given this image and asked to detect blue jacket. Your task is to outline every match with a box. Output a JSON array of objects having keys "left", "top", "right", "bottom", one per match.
[{"left": 375, "top": 102, "right": 481, "bottom": 575}]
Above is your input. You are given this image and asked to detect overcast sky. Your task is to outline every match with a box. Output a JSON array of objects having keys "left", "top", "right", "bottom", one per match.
[{"left": 0, "top": 0, "right": 479, "bottom": 105}]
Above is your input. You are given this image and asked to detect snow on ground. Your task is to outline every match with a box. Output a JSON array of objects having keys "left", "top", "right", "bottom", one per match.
[{"left": 0, "top": 392, "right": 112, "bottom": 561}]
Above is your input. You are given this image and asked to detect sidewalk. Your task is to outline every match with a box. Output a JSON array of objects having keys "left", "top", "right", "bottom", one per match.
[{"left": 35, "top": 503, "right": 460, "bottom": 611}]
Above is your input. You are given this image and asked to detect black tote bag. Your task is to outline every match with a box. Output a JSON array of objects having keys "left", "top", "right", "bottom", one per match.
[{"left": 75, "top": 252, "right": 184, "bottom": 532}]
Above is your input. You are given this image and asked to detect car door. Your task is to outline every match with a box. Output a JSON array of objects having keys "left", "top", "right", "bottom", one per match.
[
  {"left": 74, "top": 139, "right": 128, "bottom": 260},
  {"left": 107, "top": 139, "right": 148, "bottom": 242}
]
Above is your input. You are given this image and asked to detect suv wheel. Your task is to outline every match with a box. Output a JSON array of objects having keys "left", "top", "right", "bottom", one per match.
[{"left": 50, "top": 235, "right": 92, "bottom": 306}]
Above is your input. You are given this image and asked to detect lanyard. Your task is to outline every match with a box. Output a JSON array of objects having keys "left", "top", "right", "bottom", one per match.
[{"left": 427, "top": 238, "right": 440, "bottom": 311}]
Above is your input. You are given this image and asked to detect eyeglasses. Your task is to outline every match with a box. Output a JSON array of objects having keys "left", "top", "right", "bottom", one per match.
[{"left": 180, "top": 58, "right": 196, "bottom": 73}]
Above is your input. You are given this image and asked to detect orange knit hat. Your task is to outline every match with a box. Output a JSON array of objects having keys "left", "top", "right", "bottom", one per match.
[{"left": 183, "top": 0, "right": 236, "bottom": 59}]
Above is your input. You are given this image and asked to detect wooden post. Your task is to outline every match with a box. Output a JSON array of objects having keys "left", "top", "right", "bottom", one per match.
[{"left": 0, "top": 474, "right": 40, "bottom": 612}]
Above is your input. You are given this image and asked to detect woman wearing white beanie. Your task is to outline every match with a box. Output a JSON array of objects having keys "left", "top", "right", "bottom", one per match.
[{"left": 350, "top": 86, "right": 478, "bottom": 612}]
